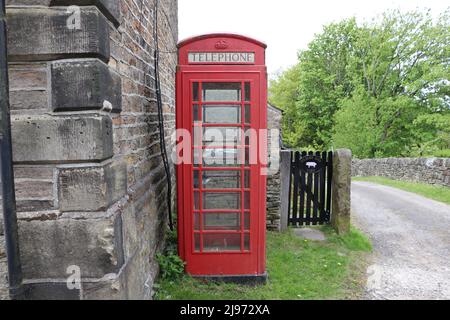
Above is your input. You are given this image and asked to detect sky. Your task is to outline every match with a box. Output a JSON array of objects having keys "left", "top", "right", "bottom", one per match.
[{"left": 179, "top": 0, "right": 449, "bottom": 78}]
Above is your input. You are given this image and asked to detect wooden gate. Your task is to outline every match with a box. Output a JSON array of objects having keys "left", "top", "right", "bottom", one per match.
[{"left": 288, "top": 151, "right": 333, "bottom": 226}]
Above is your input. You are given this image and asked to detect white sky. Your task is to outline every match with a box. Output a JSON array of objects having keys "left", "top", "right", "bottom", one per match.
[{"left": 179, "top": 0, "right": 449, "bottom": 78}]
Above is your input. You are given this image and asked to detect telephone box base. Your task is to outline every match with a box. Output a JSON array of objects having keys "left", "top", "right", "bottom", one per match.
[{"left": 192, "top": 273, "right": 268, "bottom": 286}]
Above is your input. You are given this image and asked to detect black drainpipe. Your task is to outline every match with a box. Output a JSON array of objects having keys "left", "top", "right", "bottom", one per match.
[{"left": 0, "top": 0, "right": 24, "bottom": 300}]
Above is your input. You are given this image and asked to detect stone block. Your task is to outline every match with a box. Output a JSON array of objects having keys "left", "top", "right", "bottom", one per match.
[
  {"left": 50, "top": 0, "right": 121, "bottom": 27},
  {"left": 82, "top": 274, "right": 127, "bottom": 300},
  {"left": 11, "top": 114, "right": 113, "bottom": 163},
  {"left": 8, "top": 64, "right": 47, "bottom": 89},
  {"left": 23, "top": 282, "right": 80, "bottom": 300},
  {"left": 14, "top": 166, "right": 54, "bottom": 180},
  {"left": 10, "top": 90, "right": 48, "bottom": 111},
  {"left": 51, "top": 59, "right": 122, "bottom": 112},
  {"left": 331, "top": 149, "right": 352, "bottom": 235},
  {"left": 15, "top": 180, "right": 53, "bottom": 199},
  {"left": 279, "top": 150, "right": 291, "bottom": 232},
  {"left": 58, "top": 161, "right": 127, "bottom": 212},
  {"left": 6, "top": 0, "right": 51, "bottom": 5},
  {"left": 7, "top": 7, "right": 110, "bottom": 62},
  {"left": 18, "top": 213, "right": 124, "bottom": 279}
]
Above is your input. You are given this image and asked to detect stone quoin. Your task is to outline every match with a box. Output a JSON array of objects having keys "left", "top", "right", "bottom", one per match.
[{"left": 0, "top": 0, "right": 178, "bottom": 300}]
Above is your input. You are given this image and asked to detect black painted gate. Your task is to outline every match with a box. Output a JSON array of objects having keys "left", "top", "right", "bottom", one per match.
[{"left": 288, "top": 151, "right": 333, "bottom": 226}]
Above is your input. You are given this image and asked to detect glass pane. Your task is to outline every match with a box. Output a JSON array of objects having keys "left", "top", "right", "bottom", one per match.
[
  {"left": 203, "top": 234, "right": 241, "bottom": 252},
  {"left": 245, "top": 126, "right": 252, "bottom": 145},
  {"left": 194, "top": 213, "right": 200, "bottom": 231},
  {"left": 193, "top": 171, "right": 200, "bottom": 189},
  {"left": 194, "top": 233, "right": 201, "bottom": 252},
  {"left": 203, "top": 105, "right": 241, "bottom": 124},
  {"left": 244, "top": 170, "right": 250, "bottom": 188},
  {"left": 244, "top": 82, "right": 251, "bottom": 101},
  {"left": 193, "top": 126, "right": 202, "bottom": 147},
  {"left": 202, "top": 148, "right": 242, "bottom": 167},
  {"left": 194, "top": 192, "right": 200, "bottom": 210},
  {"left": 203, "top": 192, "right": 241, "bottom": 210},
  {"left": 203, "top": 213, "right": 240, "bottom": 230},
  {"left": 244, "top": 213, "right": 250, "bottom": 230},
  {"left": 193, "top": 82, "right": 199, "bottom": 101},
  {"left": 203, "top": 171, "right": 241, "bottom": 189},
  {"left": 193, "top": 149, "right": 201, "bottom": 167},
  {"left": 244, "top": 191, "right": 250, "bottom": 209},
  {"left": 244, "top": 234, "right": 250, "bottom": 251},
  {"left": 203, "top": 82, "right": 241, "bottom": 102},
  {"left": 193, "top": 104, "right": 200, "bottom": 122},
  {"left": 203, "top": 127, "right": 241, "bottom": 147},
  {"left": 245, "top": 104, "right": 251, "bottom": 124}
]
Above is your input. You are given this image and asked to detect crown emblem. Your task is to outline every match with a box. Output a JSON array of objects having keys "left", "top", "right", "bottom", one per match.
[{"left": 215, "top": 40, "right": 229, "bottom": 49}]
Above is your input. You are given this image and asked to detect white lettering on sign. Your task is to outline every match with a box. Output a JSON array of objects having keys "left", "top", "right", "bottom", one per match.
[{"left": 188, "top": 52, "right": 255, "bottom": 64}]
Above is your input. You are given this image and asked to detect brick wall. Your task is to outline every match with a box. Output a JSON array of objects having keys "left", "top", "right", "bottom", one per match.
[
  {"left": 1, "top": 0, "right": 178, "bottom": 300},
  {"left": 352, "top": 158, "right": 450, "bottom": 187}
]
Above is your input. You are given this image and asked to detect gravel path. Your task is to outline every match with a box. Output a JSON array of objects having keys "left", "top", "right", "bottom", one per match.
[{"left": 351, "top": 181, "right": 450, "bottom": 300}]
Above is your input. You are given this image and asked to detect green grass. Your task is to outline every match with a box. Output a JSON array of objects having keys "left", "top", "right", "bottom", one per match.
[
  {"left": 154, "top": 226, "right": 372, "bottom": 300},
  {"left": 354, "top": 176, "right": 450, "bottom": 205}
]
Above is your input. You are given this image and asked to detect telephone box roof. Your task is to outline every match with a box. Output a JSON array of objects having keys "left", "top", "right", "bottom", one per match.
[{"left": 177, "top": 33, "right": 267, "bottom": 49}]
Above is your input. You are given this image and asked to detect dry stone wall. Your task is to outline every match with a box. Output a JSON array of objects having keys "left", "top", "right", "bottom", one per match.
[
  {"left": 266, "top": 105, "right": 283, "bottom": 231},
  {"left": 352, "top": 158, "right": 450, "bottom": 187}
]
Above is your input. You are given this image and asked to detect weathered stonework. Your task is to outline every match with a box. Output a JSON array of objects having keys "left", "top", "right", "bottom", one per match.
[
  {"left": 0, "top": 221, "right": 8, "bottom": 300},
  {"left": 352, "top": 158, "right": 450, "bottom": 187},
  {"left": 57, "top": 161, "right": 127, "bottom": 211},
  {"left": 51, "top": 59, "right": 122, "bottom": 112},
  {"left": 332, "top": 149, "right": 352, "bottom": 235},
  {"left": 18, "top": 212, "right": 124, "bottom": 279},
  {"left": 1, "top": 0, "right": 178, "bottom": 300},
  {"left": 266, "top": 104, "right": 283, "bottom": 231},
  {"left": 6, "top": 7, "right": 110, "bottom": 62},
  {"left": 12, "top": 115, "right": 114, "bottom": 163},
  {"left": 6, "top": 1, "right": 121, "bottom": 26},
  {"left": 50, "top": 0, "right": 121, "bottom": 26}
]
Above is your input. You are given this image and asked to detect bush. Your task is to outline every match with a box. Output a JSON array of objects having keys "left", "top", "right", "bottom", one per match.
[
  {"left": 156, "top": 225, "right": 185, "bottom": 281},
  {"left": 156, "top": 252, "right": 185, "bottom": 280}
]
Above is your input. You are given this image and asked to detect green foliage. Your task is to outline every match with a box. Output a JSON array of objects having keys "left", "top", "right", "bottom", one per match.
[
  {"left": 325, "top": 226, "right": 372, "bottom": 252},
  {"left": 156, "top": 227, "right": 185, "bottom": 281},
  {"left": 270, "top": 9, "right": 450, "bottom": 157},
  {"left": 155, "top": 228, "right": 371, "bottom": 300},
  {"left": 270, "top": 19, "right": 357, "bottom": 148},
  {"left": 156, "top": 252, "right": 185, "bottom": 281},
  {"left": 410, "top": 113, "right": 450, "bottom": 156},
  {"left": 269, "top": 64, "right": 302, "bottom": 147},
  {"left": 354, "top": 176, "right": 450, "bottom": 205}
]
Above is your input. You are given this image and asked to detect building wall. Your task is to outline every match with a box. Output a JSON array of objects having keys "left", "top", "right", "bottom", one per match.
[
  {"left": 0, "top": 222, "right": 7, "bottom": 300},
  {"left": 266, "top": 105, "right": 282, "bottom": 231},
  {"left": 1, "top": 0, "right": 178, "bottom": 300},
  {"left": 352, "top": 158, "right": 450, "bottom": 187}
]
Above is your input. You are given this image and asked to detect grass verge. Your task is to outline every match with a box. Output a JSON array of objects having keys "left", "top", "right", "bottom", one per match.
[
  {"left": 353, "top": 176, "right": 450, "bottom": 205},
  {"left": 154, "top": 226, "right": 371, "bottom": 300}
]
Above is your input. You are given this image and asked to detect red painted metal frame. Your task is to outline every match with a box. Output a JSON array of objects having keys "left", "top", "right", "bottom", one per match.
[{"left": 176, "top": 34, "right": 267, "bottom": 277}]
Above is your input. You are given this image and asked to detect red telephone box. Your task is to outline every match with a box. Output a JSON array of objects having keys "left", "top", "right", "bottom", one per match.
[{"left": 176, "top": 34, "right": 267, "bottom": 283}]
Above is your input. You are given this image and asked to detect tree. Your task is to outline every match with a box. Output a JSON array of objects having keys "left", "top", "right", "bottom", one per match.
[
  {"left": 271, "top": 8, "right": 450, "bottom": 158},
  {"left": 269, "top": 64, "right": 302, "bottom": 147},
  {"left": 334, "top": 9, "right": 450, "bottom": 158},
  {"left": 294, "top": 19, "right": 357, "bottom": 149}
]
